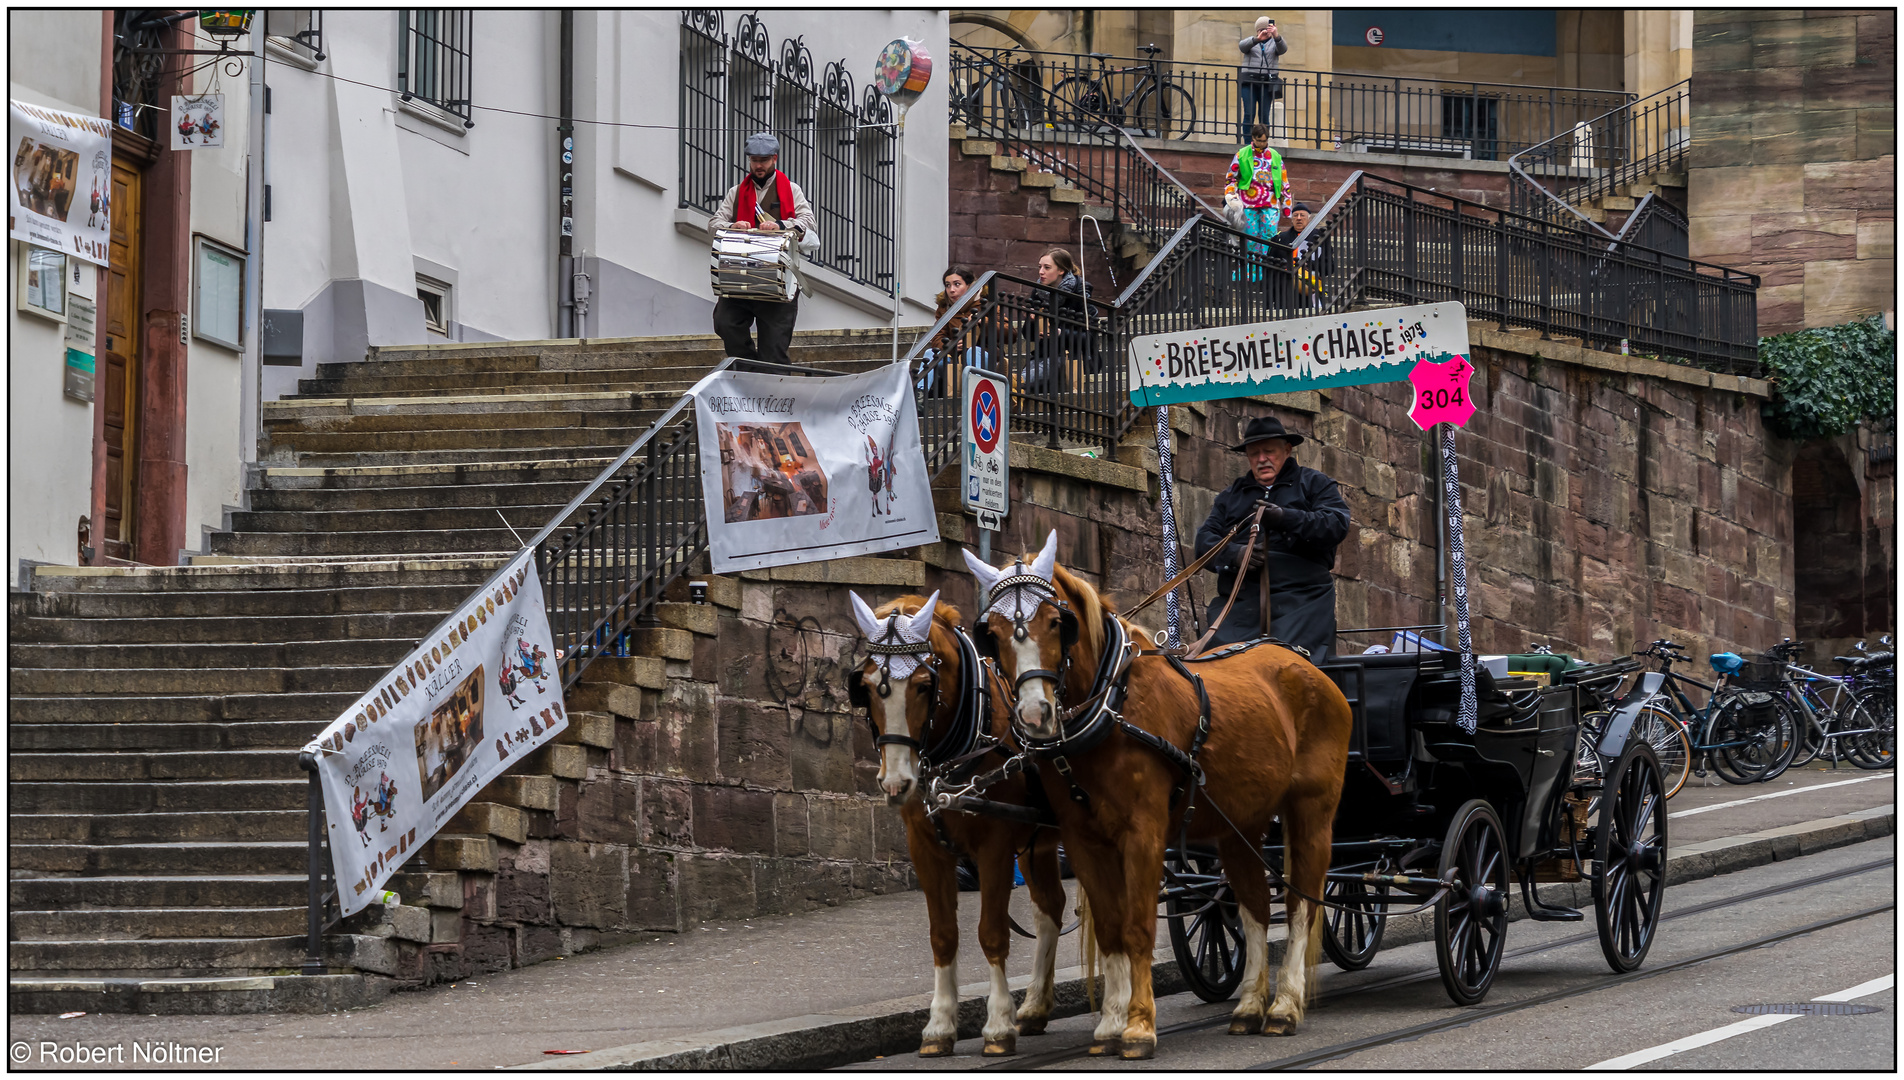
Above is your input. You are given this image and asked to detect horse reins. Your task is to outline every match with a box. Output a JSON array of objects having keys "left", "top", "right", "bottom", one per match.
[{"left": 1121, "top": 501, "right": 1272, "bottom": 660}]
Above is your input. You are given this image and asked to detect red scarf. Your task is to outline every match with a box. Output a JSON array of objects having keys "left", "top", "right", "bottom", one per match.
[{"left": 736, "top": 170, "right": 796, "bottom": 229}]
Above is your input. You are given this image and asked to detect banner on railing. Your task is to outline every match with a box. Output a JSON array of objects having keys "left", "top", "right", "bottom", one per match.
[
  {"left": 9, "top": 99, "right": 114, "bottom": 266},
  {"left": 1127, "top": 301, "right": 1471, "bottom": 406},
  {"left": 302, "top": 549, "right": 566, "bottom": 918},
  {"left": 692, "top": 360, "right": 939, "bottom": 573}
]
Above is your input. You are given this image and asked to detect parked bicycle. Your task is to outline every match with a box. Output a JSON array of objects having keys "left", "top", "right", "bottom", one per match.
[
  {"left": 1766, "top": 637, "right": 1894, "bottom": 770},
  {"left": 1585, "top": 640, "right": 1801, "bottom": 793},
  {"left": 955, "top": 47, "right": 1046, "bottom": 135},
  {"left": 1051, "top": 44, "right": 1198, "bottom": 140},
  {"left": 1841, "top": 635, "right": 1895, "bottom": 768}
]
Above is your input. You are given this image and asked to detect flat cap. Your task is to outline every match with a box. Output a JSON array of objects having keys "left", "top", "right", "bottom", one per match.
[{"left": 744, "top": 131, "right": 780, "bottom": 157}]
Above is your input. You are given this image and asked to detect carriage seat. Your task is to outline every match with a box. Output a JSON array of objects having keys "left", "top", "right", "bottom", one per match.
[{"left": 1317, "top": 652, "right": 1427, "bottom": 762}]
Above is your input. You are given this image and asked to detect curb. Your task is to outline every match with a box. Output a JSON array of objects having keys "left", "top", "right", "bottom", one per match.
[{"left": 517, "top": 804, "right": 1895, "bottom": 1071}]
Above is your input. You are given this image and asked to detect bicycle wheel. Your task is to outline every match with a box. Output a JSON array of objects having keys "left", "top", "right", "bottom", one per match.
[
  {"left": 1787, "top": 706, "right": 1825, "bottom": 768},
  {"left": 1575, "top": 710, "right": 1609, "bottom": 781},
  {"left": 1132, "top": 82, "right": 1197, "bottom": 140},
  {"left": 1629, "top": 706, "right": 1692, "bottom": 799},
  {"left": 1709, "top": 692, "right": 1795, "bottom": 783},
  {"left": 1050, "top": 76, "right": 1108, "bottom": 134},
  {"left": 1844, "top": 694, "right": 1895, "bottom": 769}
]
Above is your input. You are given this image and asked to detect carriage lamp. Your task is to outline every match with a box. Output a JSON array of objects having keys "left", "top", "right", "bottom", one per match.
[
  {"left": 689, "top": 580, "right": 710, "bottom": 605},
  {"left": 199, "top": 10, "right": 254, "bottom": 41}
]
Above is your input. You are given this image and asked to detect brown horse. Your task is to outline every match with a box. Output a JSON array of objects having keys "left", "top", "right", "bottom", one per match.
[
  {"left": 962, "top": 533, "right": 1353, "bottom": 1057},
  {"left": 849, "top": 590, "right": 1069, "bottom": 1056}
]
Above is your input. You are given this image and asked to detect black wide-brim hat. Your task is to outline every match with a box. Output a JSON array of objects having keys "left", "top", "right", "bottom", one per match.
[{"left": 1229, "top": 415, "right": 1306, "bottom": 452}]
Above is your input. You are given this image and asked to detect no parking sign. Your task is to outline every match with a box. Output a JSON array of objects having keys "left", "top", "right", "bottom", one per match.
[{"left": 961, "top": 366, "right": 1009, "bottom": 530}]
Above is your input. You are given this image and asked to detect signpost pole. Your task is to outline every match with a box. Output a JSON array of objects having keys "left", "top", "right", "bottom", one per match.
[{"left": 1153, "top": 404, "right": 1182, "bottom": 647}]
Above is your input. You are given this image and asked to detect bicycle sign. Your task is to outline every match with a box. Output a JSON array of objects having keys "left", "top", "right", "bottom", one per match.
[{"left": 962, "top": 366, "right": 1009, "bottom": 523}]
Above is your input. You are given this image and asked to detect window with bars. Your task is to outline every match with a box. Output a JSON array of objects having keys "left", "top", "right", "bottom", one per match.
[
  {"left": 679, "top": 11, "right": 898, "bottom": 294},
  {"left": 399, "top": 10, "right": 473, "bottom": 128},
  {"left": 266, "top": 9, "right": 325, "bottom": 61}
]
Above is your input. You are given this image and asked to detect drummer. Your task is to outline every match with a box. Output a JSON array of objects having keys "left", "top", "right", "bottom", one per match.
[{"left": 711, "top": 132, "right": 819, "bottom": 365}]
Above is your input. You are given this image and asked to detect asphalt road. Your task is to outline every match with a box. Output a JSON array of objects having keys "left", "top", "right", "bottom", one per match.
[{"left": 841, "top": 834, "right": 1896, "bottom": 1072}]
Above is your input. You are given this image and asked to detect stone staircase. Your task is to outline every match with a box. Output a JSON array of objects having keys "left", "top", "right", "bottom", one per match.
[
  {"left": 7, "top": 328, "right": 912, "bottom": 1014},
  {"left": 1568, "top": 169, "right": 1687, "bottom": 235}
]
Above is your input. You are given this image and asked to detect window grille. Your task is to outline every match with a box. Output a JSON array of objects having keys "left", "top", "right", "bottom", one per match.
[
  {"left": 678, "top": 11, "right": 899, "bottom": 294},
  {"left": 267, "top": 9, "right": 326, "bottom": 60},
  {"left": 399, "top": 10, "right": 473, "bottom": 127}
]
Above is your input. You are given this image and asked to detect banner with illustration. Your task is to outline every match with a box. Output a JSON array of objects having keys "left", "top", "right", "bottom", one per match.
[
  {"left": 692, "top": 360, "right": 939, "bottom": 573},
  {"left": 302, "top": 550, "right": 566, "bottom": 917},
  {"left": 9, "top": 99, "right": 113, "bottom": 266}
]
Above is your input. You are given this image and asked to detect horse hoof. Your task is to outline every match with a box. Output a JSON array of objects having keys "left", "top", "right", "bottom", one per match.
[
  {"left": 1120, "top": 1038, "right": 1157, "bottom": 1060},
  {"left": 981, "top": 1036, "right": 1017, "bottom": 1057},
  {"left": 917, "top": 1037, "right": 957, "bottom": 1057},
  {"left": 1261, "top": 1016, "right": 1299, "bottom": 1037},
  {"left": 1016, "top": 1016, "right": 1049, "bottom": 1037},
  {"left": 1229, "top": 1015, "right": 1264, "bottom": 1036},
  {"left": 1086, "top": 1038, "right": 1121, "bottom": 1056}
]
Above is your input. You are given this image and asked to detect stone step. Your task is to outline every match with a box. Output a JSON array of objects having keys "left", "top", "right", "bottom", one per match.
[
  {"left": 9, "top": 841, "right": 309, "bottom": 876},
  {"left": 210, "top": 527, "right": 521, "bottom": 558},
  {"left": 25, "top": 558, "right": 504, "bottom": 593},
  {"left": 8, "top": 972, "right": 392, "bottom": 1016},
  {"left": 8, "top": 609, "right": 446, "bottom": 645},
  {"left": 10, "top": 637, "right": 416, "bottom": 671},
  {"left": 269, "top": 444, "right": 637, "bottom": 470},
  {"left": 11, "top": 906, "right": 310, "bottom": 941},
  {"left": 9, "top": 780, "right": 306, "bottom": 814},
  {"left": 10, "top": 749, "right": 306, "bottom": 783},
  {"left": 10, "top": 810, "right": 309, "bottom": 844},
  {"left": 264, "top": 405, "right": 669, "bottom": 437},
  {"left": 7, "top": 934, "right": 311, "bottom": 977},
  {"left": 264, "top": 388, "right": 680, "bottom": 419},
  {"left": 264, "top": 421, "right": 656, "bottom": 455},
  {"left": 259, "top": 458, "right": 614, "bottom": 491},
  {"left": 251, "top": 479, "right": 586, "bottom": 513},
  {"left": 226, "top": 503, "right": 569, "bottom": 537},
  {"left": 10, "top": 691, "right": 361, "bottom": 726},
  {"left": 346, "top": 330, "right": 905, "bottom": 368},
  {"left": 10, "top": 721, "right": 325, "bottom": 753},
  {"left": 10, "top": 874, "right": 308, "bottom": 910},
  {"left": 9, "top": 662, "right": 389, "bottom": 696}
]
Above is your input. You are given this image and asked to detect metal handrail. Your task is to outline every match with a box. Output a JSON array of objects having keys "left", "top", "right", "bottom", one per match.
[{"left": 1507, "top": 78, "right": 1690, "bottom": 237}]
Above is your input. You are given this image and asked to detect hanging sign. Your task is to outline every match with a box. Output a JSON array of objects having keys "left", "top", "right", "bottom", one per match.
[
  {"left": 8, "top": 99, "right": 113, "bottom": 266},
  {"left": 1126, "top": 300, "right": 1469, "bottom": 406},
  {"left": 961, "top": 366, "right": 1010, "bottom": 528},
  {"left": 692, "top": 360, "right": 939, "bottom": 573},
  {"left": 63, "top": 294, "right": 97, "bottom": 402},
  {"left": 1407, "top": 353, "right": 1477, "bottom": 429},
  {"left": 302, "top": 550, "right": 567, "bottom": 917},
  {"left": 171, "top": 93, "right": 224, "bottom": 150}
]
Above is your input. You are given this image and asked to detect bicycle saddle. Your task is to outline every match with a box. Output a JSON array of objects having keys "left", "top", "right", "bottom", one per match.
[{"left": 1139, "top": 44, "right": 1163, "bottom": 55}]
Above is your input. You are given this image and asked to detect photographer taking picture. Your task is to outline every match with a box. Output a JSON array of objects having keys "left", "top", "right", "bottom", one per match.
[{"left": 1238, "top": 16, "right": 1289, "bottom": 139}]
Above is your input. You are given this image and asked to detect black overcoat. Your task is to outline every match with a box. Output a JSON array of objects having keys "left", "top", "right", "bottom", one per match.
[{"left": 1192, "top": 456, "right": 1350, "bottom": 657}]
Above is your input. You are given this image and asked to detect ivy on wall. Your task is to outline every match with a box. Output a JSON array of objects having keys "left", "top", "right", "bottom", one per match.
[{"left": 1759, "top": 315, "right": 1897, "bottom": 441}]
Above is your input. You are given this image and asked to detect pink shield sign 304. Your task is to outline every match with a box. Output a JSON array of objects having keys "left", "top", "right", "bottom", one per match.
[{"left": 1407, "top": 354, "right": 1476, "bottom": 430}]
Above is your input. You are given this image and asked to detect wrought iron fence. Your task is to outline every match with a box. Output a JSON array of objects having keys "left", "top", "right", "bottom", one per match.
[
  {"left": 679, "top": 11, "right": 896, "bottom": 292},
  {"left": 951, "top": 44, "right": 1633, "bottom": 159},
  {"left": 1508, "top": 79, "right": 1690, "bottom": 234}
]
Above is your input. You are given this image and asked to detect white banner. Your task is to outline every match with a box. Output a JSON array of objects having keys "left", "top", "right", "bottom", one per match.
[
  {"left": 9, "top": 99, "right": 113, "bottom": 267},
  {"left": 693, "top": 360, "right": 939, "bottom": 573},
  {"left": 302, "top": 550, "right": 567, "bottom": 917}
]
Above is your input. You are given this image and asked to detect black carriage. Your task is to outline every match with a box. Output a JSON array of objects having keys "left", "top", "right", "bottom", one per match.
[{"left": 1162, "top": 646, "right": 1668, "bottom": 1006}]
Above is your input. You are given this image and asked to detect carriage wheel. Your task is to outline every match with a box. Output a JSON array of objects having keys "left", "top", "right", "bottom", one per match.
[
  {"left": 1433, "top": 800, "right": 1510, "bottom": 1006},
  {"left": 1592, "top": 742, "right": 1667, "bottom": 973},
  {"left": 1320, "top": 878, "right": 1388, "bottom": 971},
  {"left": 1163, "top": 849, "right": 1246, "bottom": 1003}
]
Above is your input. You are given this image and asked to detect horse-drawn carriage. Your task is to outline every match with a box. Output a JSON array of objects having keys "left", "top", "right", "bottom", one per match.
[
  {"left": 847, "top": 532, "right": 1669, "bottom": 1059},
  {"left": 1163, "top": 646, "right": 1668, "bottom": 1008}
]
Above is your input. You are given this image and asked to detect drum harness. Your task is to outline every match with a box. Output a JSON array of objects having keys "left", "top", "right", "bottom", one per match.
[{"left": 940, "top": 557, "right": 1459, "bottom": 919}]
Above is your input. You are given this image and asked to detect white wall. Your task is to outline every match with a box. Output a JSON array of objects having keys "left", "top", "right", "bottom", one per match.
[{"left": 7, "top": 11, "right": 102, "bottom": 576}]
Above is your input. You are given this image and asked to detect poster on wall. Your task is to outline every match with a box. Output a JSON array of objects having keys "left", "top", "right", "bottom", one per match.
[
  {"left": 170, "top": 93, "right": 223, "bottom": 150},
  {"left": 9, "top": 99, "right": 113, "bottom": 267},
  {"left": 692, "top": 360, "right": 939, "bottom": 573},
  {"left": 301, "top": 550, "right": 567, "bottom": 917}
]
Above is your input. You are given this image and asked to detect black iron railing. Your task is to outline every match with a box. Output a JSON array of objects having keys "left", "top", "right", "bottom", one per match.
[
  {"left": 951, "top": 44, "right": 1633, "bottom": 158},
  {"left": 399, "top": 9, "right": 474, "bottom": 127},
  {"left": 1508, "top": 79, "right": 1690, "bottom": 235},
  {"left": 679, "top": 11, "right": 897, "bottom": 292}
]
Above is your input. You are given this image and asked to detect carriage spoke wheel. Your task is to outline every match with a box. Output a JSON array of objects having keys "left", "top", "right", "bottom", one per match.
[
  {"left": 1164, "top": 850, "right": 1245, "bottom": 1003},
  {"left": 1433, "top": 800, "right": 1509, "bottom": 1006},
  {"left": 1320, "top": 878, "right": 1388, "bottom": 971},
  {"left": 1593, "top": 742, "right": 1667, "bottom": 972}
]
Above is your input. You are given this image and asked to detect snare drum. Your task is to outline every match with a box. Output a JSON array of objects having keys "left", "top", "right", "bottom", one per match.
[{"left": 711, "top": 229, "right": 798, "bottom": 302}]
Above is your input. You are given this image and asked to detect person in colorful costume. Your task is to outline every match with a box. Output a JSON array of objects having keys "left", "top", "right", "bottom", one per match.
[
  {"left": 710, "top": 132, "right": 819, "bottom": 365},
  {"left": 1224, "top": 124, "right": 1291, "bottom": 285}
]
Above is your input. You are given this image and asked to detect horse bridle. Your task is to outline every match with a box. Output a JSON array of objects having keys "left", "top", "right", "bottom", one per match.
[
  {"left": 974, "top": 571, "right": 1081, "bottom": 702},
  {"left": 847, "top": 611, "right": 944, "bottom": 756}
]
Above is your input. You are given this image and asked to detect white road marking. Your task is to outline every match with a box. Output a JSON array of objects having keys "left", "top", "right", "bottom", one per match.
[
  {"left": 1668, "top": 774, "right": 1891, "bottom": 819},
  {"left": 1585, "top": 973, "right": 1895, "bottom": 1070}
]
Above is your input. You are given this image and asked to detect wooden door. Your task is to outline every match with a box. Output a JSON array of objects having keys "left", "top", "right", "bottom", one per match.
[{"left": 102, "top": 159, "right": 141, "bottom": 556}]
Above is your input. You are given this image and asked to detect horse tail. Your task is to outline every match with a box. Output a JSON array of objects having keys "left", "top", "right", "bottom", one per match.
[{"left": 1076, "top": 889, "right": 1097, "bottom": 1013}]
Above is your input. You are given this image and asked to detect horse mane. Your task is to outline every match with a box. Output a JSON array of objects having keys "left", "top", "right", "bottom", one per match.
[{"left": 1050, "top": 563, "right": 1109, "bottom": 659}]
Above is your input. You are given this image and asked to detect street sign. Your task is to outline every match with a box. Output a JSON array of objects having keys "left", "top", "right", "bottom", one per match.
[
  {"left": 1407, "top": 353, "right": 1477, "bottom": 429},
  {"left": 1126, "top": 300, "right": 1469, "bottom": 407},
  {"left": 961, "top": 366, "right": 1009, "bottom": 522}
]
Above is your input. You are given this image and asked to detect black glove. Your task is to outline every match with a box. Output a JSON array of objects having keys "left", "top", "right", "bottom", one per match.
[{"left": 1259, "top": 501, "right": 1287, "bottom": 529}]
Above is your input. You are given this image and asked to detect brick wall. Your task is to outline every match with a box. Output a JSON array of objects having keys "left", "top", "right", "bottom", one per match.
[
  {"left": 376, "top": 327, "right": 1789, "bottom": 986},
  {"left": 1687, "top": 10, "right": 1897, "bottom": 335}
]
